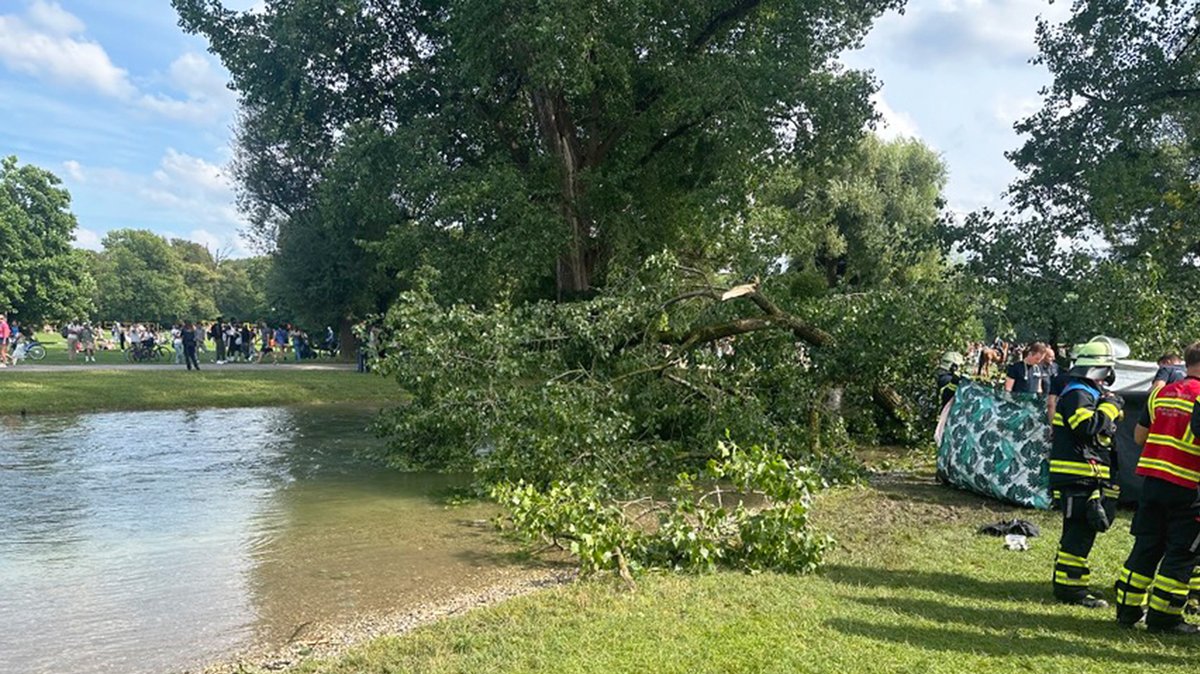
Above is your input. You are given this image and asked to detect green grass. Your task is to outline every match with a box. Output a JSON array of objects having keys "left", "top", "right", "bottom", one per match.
[
  {"left": 285, "top": 473, "right": 1200, "bottom": 674},
  {"left": 0, "top": 369, "right": 398, "bottom": 415}
]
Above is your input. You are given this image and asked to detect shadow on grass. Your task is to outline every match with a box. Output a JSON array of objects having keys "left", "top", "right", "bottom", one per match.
[
  {"left": 851, "top": 595, "right": 1117, "bottom": 641},
  {"left": 824, "top": 617, "right": 1173, "bottom": 666},
  {"left": 870, "top": 472, "right": 1030, "bottom": 513},
  {"left": 825, "top": 565, "right": 1045, "bottom": 604}
]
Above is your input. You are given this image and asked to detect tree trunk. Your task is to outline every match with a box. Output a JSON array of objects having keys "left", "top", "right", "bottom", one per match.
[
  {"left": 530, "top": 88, "right": 596, "bottom": 301},
  {"left": 337, "top": 317, "right": 358, "bottom": 363}
]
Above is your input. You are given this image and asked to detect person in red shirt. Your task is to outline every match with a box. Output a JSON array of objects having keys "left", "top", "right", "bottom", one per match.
[
  {"left": 0, "top": 313, "right": 11, "bottom": 367},
  {"left": 1114, "top": 342, "right": 1200, "bottom": 633}
]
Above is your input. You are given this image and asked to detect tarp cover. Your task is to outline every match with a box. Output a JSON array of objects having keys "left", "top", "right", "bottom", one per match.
[
  {"left": 936, "top": 360, "right": 1157, "bottom": 509},
  {"left": 937, "top": 381, "right": 1051, "bottom": 509}
]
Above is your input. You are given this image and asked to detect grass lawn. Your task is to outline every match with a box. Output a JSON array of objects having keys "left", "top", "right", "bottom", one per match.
[
  {"left": 285, "top": 472, "right": 1200, "bottom": 674},
  {"left": 0, "top": 369, "right": 398, "bottom": 415}
]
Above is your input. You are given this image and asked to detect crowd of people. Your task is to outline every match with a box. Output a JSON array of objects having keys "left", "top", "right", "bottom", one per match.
[
  {"left": 936, "top": 337, "right": 1200, "bottom": 634},
  {"left": 0, "top": 314, "right": 338, "bottom": 370}
]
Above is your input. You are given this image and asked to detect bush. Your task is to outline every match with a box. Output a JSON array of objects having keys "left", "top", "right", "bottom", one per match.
[{"left": 493, "top": 440, "right": 831, "bottom": 575}]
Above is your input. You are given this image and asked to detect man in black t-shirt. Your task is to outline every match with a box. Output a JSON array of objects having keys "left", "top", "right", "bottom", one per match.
[
  {"left": 1006, "top": 343, "right": 1048, "bottom": 395},
  {"left": 1152, "top": 353, "right": 1186, "bottom": 393}
]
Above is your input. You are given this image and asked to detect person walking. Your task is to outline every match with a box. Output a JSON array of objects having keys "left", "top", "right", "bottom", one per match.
[
  {"left": 210, "top": 318, "right": 226, "bottom": 364},
  {"left": 194, "top": 322, "right": 207, "bottom": 357},
  {"left": 0, "top": 313, "right": 11, "bottom": 367},
  {"left": 65, "top": 321, "right": 80, "bottom": 361},
  {"left": 181, "top": 321, "right": 200, "bottom": 371},
  {"left": 1048, "top": 339, "right": 1124, "bottom": 608},
  {"left": 172, "top": 324, "right": 184, "bottom": 364},
  {"left": 255, "top": 322, "right": 278, "bottom": 364},
  {"left": 290, "top": 325, "right": 302, "bottom": 362},
  {"left": 1114, "top": 343, "right": 1200, "bottom": 633},
  {"left": 79, "top": 322, "right": 96, "bottom": 363}
]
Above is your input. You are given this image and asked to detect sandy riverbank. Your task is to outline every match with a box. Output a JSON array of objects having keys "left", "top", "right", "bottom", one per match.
[{"left": 193, "top": 567, "right": 575, "bottom": 674}]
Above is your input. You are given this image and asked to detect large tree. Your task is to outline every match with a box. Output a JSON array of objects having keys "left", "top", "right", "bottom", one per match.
[
  {"left": 943, "top": 1, "right": 1200, "bottom": 353},
  {"left": 174, "top": 0, "right": 900, "bottom": 303},
  {"left": 1010, "top": 0, "right": 1199, "bottom": 263},
  {"left": 0, "top": 156, "right": 94, "bottom": 325},
  {"left": 92, "top": 230, "right": 193, "bottom": 324}
]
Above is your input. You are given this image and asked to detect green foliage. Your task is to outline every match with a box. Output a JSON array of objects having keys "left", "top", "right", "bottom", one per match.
[
  {"left": 92, "top": 229, "right": 194, "bottom": 324},
  {"left": 750, "top": 136, "right": 948, "bottom": 289},
  {"left": 494, "top": 440, "right": 829, "bottom": 575},
  {"left": 175, "top": 0, "right": 901, "bottom": 302},
  {"left": 88, "top": 228, "right": 285, "bottom": 325},
  {"left": 952, "top": 1, "right": 1200, "bottom": 355},
  {"left": 0, "top": 156, "right": 94, "bottom": 324},
  {"left": 372, "top": 257, "right": 867, "bottom": 491}
]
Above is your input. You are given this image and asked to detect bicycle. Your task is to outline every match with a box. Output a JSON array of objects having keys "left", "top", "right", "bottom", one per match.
[
  {"left": 126, "top": 342, "right": 172, "bottom": 363},
  {"left": 11, "top": 338, "right": 46, "bottom": 362}
]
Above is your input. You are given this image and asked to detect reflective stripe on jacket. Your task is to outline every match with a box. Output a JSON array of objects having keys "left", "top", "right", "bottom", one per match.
[{"left": 1138, "top": 378, "right": 1200, "bottom": 489}]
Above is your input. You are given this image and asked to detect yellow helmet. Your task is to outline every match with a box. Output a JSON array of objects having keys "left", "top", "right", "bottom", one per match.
[
  {"left": 938, "top": 351, "right": 965, "bottom": 371},
  {"left": 1072, "top": 340, "right": 1118, "bottom": 368}
]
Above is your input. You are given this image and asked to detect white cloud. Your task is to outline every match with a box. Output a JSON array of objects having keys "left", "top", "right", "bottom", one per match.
[
  {"left": 61, "top": 159, "right": 83, "bottom": 181},
  {"left": 873, "top": 0, "right": 1073, "bottom": 68},
  {"left": 871, "top": 92, "right": 921, "bottom": 140},
  {"left": 0, "top": 5, "right": 136, "bottom": 98},
  {"left": 64, "top": 149, "right": 251, "bottom": 257},
  {"left": 994, "top": 95, "right": 1042, "bottom": 128},
  {"left": 0, "top": 4, "right": 233, "bottom": 124},
  {"left": 137, "top": 53, "right": 237, "bottom": 124},
  {"left": 26, "top": 0, "right": 83, "bottom": 36},
  {"left": 72, "top": 226, "right": 102, "bottom": 251}
]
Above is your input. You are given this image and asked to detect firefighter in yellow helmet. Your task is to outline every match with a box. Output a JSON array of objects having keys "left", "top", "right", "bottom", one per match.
[
  {"left": 1048, "top": 339, "right": 1124, "bottom": 607},
  {"left": 936, "top": 351, "right": 967, "bottom": 410}
]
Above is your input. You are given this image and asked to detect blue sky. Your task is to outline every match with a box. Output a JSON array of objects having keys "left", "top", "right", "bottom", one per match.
[{"left": 0, "top": 0, "right": 1071, "bottom": 257}]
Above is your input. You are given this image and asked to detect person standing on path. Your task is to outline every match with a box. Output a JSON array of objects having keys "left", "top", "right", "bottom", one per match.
[
  {"left": 65, "top": 322, "right": 80, "bottom": 362},
  {"left": 1114, "top": 343, "right": 1200, "bottom": 633},
  {"left": 0, "top": 313, "right": 11, "bottom": 367},
  {"left": 210, "top": 318, "right": 225, "bottom": 364},
  {"left": 172, "top": 324, "right": 184, "bottom": 364},
  {"left": 181, "top": 321, "right": 200, "bottom": 371},
  {"left": 79, "top": 322, "right": 96, "bottom": 363}
]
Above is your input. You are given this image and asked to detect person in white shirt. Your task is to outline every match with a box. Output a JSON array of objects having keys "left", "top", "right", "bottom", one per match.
[{"left": 171, "top": 325, "right": 184, "bottom": 364}]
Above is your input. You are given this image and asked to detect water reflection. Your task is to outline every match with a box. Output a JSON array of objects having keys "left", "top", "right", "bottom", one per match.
[{"left": 0, "top": 405, "right": 506, "bottom": 674}]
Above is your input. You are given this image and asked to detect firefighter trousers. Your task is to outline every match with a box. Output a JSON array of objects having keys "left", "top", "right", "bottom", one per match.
[
  {"left": 1114, "top": 478, "right": 1200, "bottom": 628},
  {"left": 1053, "top": 486, "right": 1114, "bottom": 601}
]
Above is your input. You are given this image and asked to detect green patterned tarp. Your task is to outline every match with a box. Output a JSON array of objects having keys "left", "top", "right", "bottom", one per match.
[{"left": 936, "top": 381, "right": 1051, "bottom": 509}]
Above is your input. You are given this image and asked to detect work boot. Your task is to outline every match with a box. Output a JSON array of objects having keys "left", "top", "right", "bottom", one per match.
[
  {"left": 1146, "top": 621, "right": 1200, "bottom": 635},
  {"left": 1116, "top": 605, "right": 1145, "bottom": 627},
  {"left": 1186, "top": 595, "right": 1200, "bottom": 616}
]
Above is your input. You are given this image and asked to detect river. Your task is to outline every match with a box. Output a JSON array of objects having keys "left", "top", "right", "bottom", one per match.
[{"left": 0, "top": 405, "right": 517, "bottom": 674}]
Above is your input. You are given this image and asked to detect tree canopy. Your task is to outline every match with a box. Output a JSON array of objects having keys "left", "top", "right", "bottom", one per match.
[
  {"left": 0, "top": 156, "right": 94, "bottom": 325},
  {"left": 175, "top": 0, "right": 902, "bottom": 307}
]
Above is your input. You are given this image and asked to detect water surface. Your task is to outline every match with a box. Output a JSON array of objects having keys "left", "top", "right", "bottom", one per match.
[{"left": 0, "top": 406, "right": 509, "bottom": 674}]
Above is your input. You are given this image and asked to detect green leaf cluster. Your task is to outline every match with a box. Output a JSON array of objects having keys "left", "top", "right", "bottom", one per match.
[{"left": 493, "top": 439, "right": 830, "bottom": 575}]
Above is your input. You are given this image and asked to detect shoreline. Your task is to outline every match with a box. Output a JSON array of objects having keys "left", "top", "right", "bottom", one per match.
[
  {"left": 0, "top": 368, "right": 399, "bottom": 416},
  {"left": 193, "top": 567, "right": 576, "bottom": 674}
]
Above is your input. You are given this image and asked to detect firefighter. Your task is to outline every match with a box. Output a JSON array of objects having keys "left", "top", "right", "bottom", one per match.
[
  {"left": 936, "top": 351, "right": 967, "bottom": 410},
  {"left": 1049, "top": 339, "right": 1124, "bottom": 608},
  {"left": 1113, "top": 342, "right": 1200, "bottom": 633}
]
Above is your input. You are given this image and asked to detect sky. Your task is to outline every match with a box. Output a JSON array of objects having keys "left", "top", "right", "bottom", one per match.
[{"left": 0, "top": 0, "right": 1074, "bottom": 258}]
